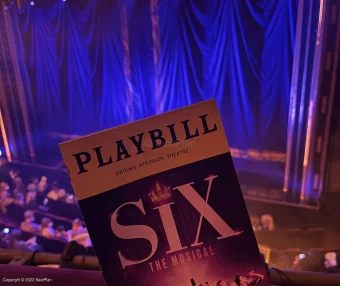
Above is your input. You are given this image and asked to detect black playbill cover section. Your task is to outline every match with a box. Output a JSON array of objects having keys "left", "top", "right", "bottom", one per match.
[{"left": 59, "top": 99, "right": 269, "bottom": 286}]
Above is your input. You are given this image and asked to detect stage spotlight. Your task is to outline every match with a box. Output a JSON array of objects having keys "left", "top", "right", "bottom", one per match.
[
  {"left": 30, "top": 1, "right": 34, "bottom": 5},
  {"left": 0, "top": 150, "right": 2, "bottom": 156},
  {"left": 3, "top": 228, "right": 9, "bottom": 234},
  {"left": 62, "top": 0, "right": 66, "bottom": 2},
  {"left": 3, "top": 5, "right": 8, "bottom": 10}
]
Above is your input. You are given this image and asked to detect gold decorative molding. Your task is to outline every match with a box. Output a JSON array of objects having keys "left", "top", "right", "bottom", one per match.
[{"left": 230, "top": 148, "right": 286, "bottom": 163}]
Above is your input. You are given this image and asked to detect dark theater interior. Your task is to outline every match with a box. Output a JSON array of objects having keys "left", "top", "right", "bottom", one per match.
[{"left": 0, "top": 0, "right": 340, "bottom": 285}]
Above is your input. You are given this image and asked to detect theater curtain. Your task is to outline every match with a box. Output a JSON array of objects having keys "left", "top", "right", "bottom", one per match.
[{"left": 7, "top": 0, "right": 296, "bottom": 165}]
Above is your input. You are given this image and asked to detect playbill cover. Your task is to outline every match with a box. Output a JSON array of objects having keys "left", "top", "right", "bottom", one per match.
[{"left": 59, "top": 99, "right": 269, "bottom": 286}]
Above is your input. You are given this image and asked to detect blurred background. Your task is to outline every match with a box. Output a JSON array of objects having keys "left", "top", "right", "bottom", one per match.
[{"left": 0, "top": 0, "right": 339, "bottom": 278}]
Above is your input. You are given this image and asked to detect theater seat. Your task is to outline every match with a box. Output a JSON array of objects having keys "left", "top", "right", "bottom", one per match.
[
  {"left": 282, "top": 228, "right": 304, "bottom": 249},
  {"left": 304, "top": 228, "right": 325, "bottom": 249},
  {"left": 6, "top": 203, "right": 25, "bottom": 222},
  {"left": 255, "top": 230, "right": 286, "bottom": 249},
  {"left": 21, "top": 231, "right": 35, "bottom": 241},
  {"left": 36, "top": 236, "right": 66, "bottom": 253},
  {"left": 47, "top": 200, "right": 83, "bottom": 220}
]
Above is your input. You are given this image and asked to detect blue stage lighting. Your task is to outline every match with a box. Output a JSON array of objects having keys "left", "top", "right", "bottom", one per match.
[{"left": 3, "top": 228, "right": 9, "bottom": 234}]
